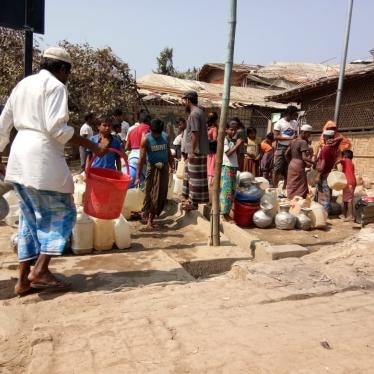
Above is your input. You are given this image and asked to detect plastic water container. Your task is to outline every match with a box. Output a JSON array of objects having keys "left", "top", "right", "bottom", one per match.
[
  {"left": 167, "top": 173, "right": 175, "bottom": 199},
  {"left": 255, "top": 177, "right": 270, "bottom": 191},
  {"left": 327, "top": 171, "right": 347, "bottom": 191},
  {"left": 4, "top": 190, "right": 19, "bottom": 227},
  {"left": 173, "top": 174, "right": 183, "bottom": 195},
  {"left": 0, "top": 197, "right": 9, "bottom": 220},
  {"left": 289, "top": 196, "right": 311, "bottom": 216},
  {"left": 0, "top": 174, "right": 12, "bottom": 196},
  {"left": 123, "top": 188, "right": 144, "bottom": 212},
  {"left": 261, "top": 188, "right": 279, "bottom": 216},
  {"left": 71, "top": 208, "right": 93, "bottom": 255},
  {"left": 233, "top": 200, "right": 260, "bottom": 226},
  {"left": 176, "top": 159, "right": 185, "bottom": 179},
  {"left": 121, "top": 206, "right": 132, "bottom": 220},
  {"left": 114, "top": 215, "right": 131, "bottom": 249},
  {"left": 73, "top": 180, "right": 86, "bottom": 206},
  {"left": 93, "top": 218, "right": 114, "bottom": 251},
  {"left": 310, "top": 201, "right": 327, "bottom": 229}
]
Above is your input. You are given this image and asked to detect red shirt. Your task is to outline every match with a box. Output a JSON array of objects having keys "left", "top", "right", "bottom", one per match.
[
  {"left": 317, "top": 144, "right": 337, "bottom": 176},
  {"left": 127, "top": 123, "right": 150, "bottom": 149},
  {"left": 340, "top": 158, "right": 356, "bottom": 185},
  {"left": 208, "top": 126, "right": 218, "bottom": 140}
]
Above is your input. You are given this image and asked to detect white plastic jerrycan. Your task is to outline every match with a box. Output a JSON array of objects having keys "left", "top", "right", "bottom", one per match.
[
  {"left": 114, "top": 215, "right": 131, "bottom": 249},
  {"left": 93, "top": 218, "right": 114, "bottom": 251},
  {"left": 73, "top": 179, "right": 86, "bottom": 206},
  {"left": 173, "top": 174, "right": 183, "bottom": 195},
  {"left": 123, "top": 188, "right": 144, "bottom": 212},
  {"left": 4, "top": 190, "right": 19, "bottom": 227},
  {"left": 167, "top": 173, "right": 175, "bottom": 199},
  {"left": 71, "top": 208, "right": 93, "bottom": 255}
]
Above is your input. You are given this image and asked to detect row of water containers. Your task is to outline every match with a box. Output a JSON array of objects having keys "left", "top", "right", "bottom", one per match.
[
  {"left": 72, "top": 208, "right": 131, "bottom": 254},
  {"left": 73, "top": 174, "right": 131, "bottom": 254}
]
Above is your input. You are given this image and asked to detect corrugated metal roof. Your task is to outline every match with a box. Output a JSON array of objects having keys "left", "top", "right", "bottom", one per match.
[{"left": 137, "top": 73, "right": 286, "bottom": 109}]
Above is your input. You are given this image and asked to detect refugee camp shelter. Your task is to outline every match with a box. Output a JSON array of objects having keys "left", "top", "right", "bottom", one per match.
[
  {"left": 198, "top": 62, "right": 345, "bottom": 90},
  {"left": 137, "top": 73, "right": 286, "bottom": 141},
  {"left": 267, "top": 63, "right": 374, "bottom": 181},
  {"left": 198, "top": 63, "right": 262, "bottom": 86}
]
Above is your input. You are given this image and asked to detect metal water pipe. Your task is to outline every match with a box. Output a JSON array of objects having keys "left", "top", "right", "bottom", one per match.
[
  {"left": 334, "top": 0, "right": 354, "bottom": 124},
  {"left": 210, "top": 0, "right": 237, "bottom": 246}
]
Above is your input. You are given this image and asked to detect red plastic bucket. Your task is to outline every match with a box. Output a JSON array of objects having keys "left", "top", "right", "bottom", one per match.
[
  {"left": 233, "top": 200, "right": 260, "bottom": 227},
  {"left": 84, "top": 148, "right": 132, "bottom": 219}
]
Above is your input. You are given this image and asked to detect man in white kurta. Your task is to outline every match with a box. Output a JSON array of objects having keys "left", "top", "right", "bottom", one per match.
[{"left": 0, "top": 47, "right": 106, "bottom": 295}]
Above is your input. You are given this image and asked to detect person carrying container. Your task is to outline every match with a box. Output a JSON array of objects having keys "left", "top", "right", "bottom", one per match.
[{"left": 0, "top": 47, "right": 107, "bottom": 296}]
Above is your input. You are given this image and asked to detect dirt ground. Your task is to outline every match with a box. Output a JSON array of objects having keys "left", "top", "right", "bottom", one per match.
[
  {"left": 248, "top": 217, "right": 358, "bottom": 252},
  {"left": 1, "top": 201, "right": 374, "bottom": 373}
]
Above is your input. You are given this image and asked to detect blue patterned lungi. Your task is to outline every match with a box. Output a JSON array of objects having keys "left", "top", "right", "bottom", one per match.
[{"left": 13, "top": 183, "right": 76, "bottom": 262}]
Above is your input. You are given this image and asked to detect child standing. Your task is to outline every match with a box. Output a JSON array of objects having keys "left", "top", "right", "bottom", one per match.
[
  {"left": 243, "top": 127, "right": 261, "bottom": 176},
  {"left": 136, "top": 119, "right": 173, "bottom": 230},
  {"left": 335, "top": 149, "right": 356, "bottom": 221},
  {"left": 220, "top": 121, "right": 244, "bottom": 221},
  {"left": 87, "top": 116, "right": 122, "bottom": 171},
  {"left": 260, "top": 132, "right": 274, "bottom": 181}
]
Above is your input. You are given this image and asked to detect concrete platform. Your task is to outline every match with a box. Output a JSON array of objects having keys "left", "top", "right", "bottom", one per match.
[
  {"left": 49, "top": 250, "right": 195, "bottom": 293},
  {"left": 253, "top": 243, "right": 309, "bottom": 262}
]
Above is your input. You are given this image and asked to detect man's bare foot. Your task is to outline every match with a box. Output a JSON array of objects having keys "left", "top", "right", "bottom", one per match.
[
  {"left": 140, "top": 223, "right": 155, "bottom": 232},
  {"left": 344, "top": 216, "right": 355, "bottom": 222},
  {"left": 222, "top": 214, "right": 233, "bottom": 223},
  {"left": 14, "top": 279, "right": 31, "bottom": 296}
]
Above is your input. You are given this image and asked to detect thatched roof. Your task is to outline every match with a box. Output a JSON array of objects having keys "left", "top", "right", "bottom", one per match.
[
  {"left": 137, "top": 73, "right": 286, "bottom": 109},
  {"left": 266, "top": 63, "right": 374, "bottom": 103}
]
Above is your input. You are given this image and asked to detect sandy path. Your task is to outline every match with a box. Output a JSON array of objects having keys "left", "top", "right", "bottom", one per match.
[{"left": 1, "top": 216, "right": 374, "bottom": 373}]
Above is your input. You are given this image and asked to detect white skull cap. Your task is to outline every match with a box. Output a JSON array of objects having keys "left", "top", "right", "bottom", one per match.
[
  {"left": 43, "top": 47, "right": 72, "bottom": 64},
  {"left": 300, "top": 124, "right": 313, "bottom": 132}
]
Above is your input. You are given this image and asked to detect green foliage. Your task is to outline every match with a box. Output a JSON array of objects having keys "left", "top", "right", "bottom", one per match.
[
  {"left": 155, "top": 47, "right": 176, "bottom": 76},
  {"left": 155, "top": 46, "right": 198, "bottom": 80},
  {"left": 58, "top": 40, "right": 138, "bottom": 124},
  {"left": 0, "top": 27, "right": 138, "bottom": 126},
  {"left": 0, "top": 28, "right": 41, "bottom": 103}
]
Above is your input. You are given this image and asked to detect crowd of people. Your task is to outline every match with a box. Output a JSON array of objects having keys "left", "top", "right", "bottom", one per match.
[{"left": 0, "top": 45, "right": 357, "bottom": 296}]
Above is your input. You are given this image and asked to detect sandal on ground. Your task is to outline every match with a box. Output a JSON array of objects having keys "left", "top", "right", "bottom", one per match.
[
  {"left": 30, "top": 278, "right": 71, "bottom": 292},
  {"left": 14, "top": 286, "right": 38, "bottom": 297}
]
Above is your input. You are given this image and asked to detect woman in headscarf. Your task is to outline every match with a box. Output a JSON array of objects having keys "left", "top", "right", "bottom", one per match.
[
  {"left": 318, "top": 120, "right": 352, "bottom": 159},
  {"left": 285, "top": 124, "right": 314, "bottom": 199}
]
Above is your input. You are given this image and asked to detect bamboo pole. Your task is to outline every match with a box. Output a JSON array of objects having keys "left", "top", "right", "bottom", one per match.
[
  {"left": 210, "top": 0, "right": 237, "bottom": 246},
  {"left": 334, "top": 0, "right": 354, "bottom": 124}
]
